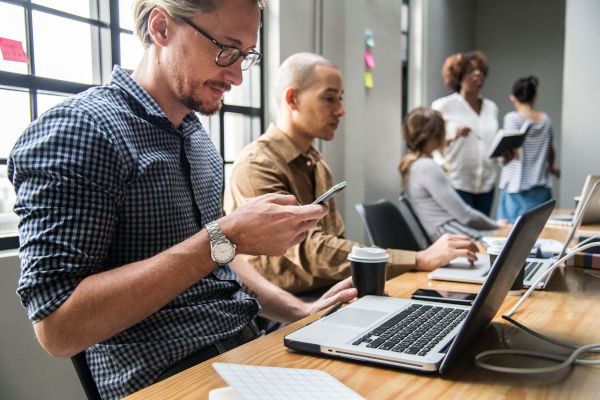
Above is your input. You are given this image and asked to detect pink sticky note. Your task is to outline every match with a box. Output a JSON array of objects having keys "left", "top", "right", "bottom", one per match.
[
  {"left": 0, "top": 37, "right": 29, "bottom": 64},
  {"left": 364, "top": 51, "right": 375, "bottom": 68}
]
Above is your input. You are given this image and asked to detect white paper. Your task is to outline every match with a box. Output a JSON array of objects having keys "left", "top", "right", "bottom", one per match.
[{"left": 212, "top": 363, "right": 366, "bottom": 400}]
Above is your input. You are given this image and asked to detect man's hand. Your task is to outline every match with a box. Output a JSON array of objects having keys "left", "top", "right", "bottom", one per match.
[
  {"left": 304, "top": 277, "right": 357, "bottom": 317},
  {"left": 220, "top": 193, "right": 328, "bottom": 256},
  {"left": 415, "top": 234, "right": 478, "bottom": 271}
]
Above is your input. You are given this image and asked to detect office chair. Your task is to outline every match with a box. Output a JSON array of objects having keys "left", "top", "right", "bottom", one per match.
[
  {"left": 398, "top": 195, "right": 432, "bottom": 250},
  {"left": 355, "top": 199, "right": 429, "bottom": 251},
  {"left": 71, "top": 352, "right": 102, "bottom": 400}
]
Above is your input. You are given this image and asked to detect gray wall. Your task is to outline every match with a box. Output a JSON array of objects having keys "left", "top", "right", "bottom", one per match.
[
  {"left": 561, "top": 0, "right": 600, "bottom": 206},
  {"left": 0, "top": 251, "right": 84, "bottom": 400},
  {"left": 408, "top": 0, "right": 476, "bottom": 109},
  {"left": 266, "top": 0, "right": 404, "bottom": 242},
  {"left": 475, "top": 0, "right": 566, "bottom": 201},
  {"left": 410, "top": 0, "right": 568, "bottom": 207}
]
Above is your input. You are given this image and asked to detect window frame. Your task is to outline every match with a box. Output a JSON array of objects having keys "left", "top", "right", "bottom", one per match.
[
  {"left": 0, "top": 0, "right": 264, "bottom": 249},
  {"left": 219, "top": 26, "right": 265, "bottom": 186}
]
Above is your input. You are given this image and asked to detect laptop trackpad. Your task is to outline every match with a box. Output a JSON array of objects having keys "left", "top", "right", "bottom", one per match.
[{"left": 327, "top": 307, "right": 387, "bottom": 328}]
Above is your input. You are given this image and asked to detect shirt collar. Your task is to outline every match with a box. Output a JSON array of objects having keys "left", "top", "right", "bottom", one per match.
[
  {"left": 108, "top": 65, "right": 200, "bottom": 136},
  {"left": 265, "top": 123, "right": 322, "bottom": 164}
]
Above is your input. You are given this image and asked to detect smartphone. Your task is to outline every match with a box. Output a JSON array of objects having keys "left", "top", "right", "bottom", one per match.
[
  {"left": 311, "top": 181, "right": 347, "bottom": 205},
  {"left": 410, "top": 288, "right": 477, "bottom": 306}
]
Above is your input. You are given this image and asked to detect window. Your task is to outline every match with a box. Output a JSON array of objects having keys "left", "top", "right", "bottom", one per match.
[
  {"left": 0, "top": 0, "right": 263, "bottom": 247},
  {"left": 401, "top": 0, "right": 409, "bottom": 118}
]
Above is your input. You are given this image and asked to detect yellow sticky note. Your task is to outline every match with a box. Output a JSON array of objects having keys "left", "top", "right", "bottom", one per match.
[{"left": 364, "top": 71, "right": 373, "bottom": 88}]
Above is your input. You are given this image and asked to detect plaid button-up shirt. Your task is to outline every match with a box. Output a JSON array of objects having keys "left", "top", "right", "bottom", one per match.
[{"left": 9, "top": 65, "right": 259, "bottom": 400}]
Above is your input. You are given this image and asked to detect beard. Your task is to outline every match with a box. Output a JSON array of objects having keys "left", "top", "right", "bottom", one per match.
[{"left": 178, "top": 79, "right": 231, "bottom": 116}]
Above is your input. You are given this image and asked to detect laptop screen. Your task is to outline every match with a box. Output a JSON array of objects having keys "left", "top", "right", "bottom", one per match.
[
  {"left": 573, "top": 175, "right": 600, "bottom": 225},
  {"left": 557, "top": 179, "right": 600, "bottom": 259},
  {"left": 439, "top": 199, "right": 555, "bottom": 373}
]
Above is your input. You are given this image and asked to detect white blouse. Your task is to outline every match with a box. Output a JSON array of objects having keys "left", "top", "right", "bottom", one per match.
[{"left": 432, "top": 92, "right": 499, "bottom": 194}]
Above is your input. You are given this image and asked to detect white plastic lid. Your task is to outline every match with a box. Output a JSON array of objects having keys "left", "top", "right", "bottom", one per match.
[
  {"left": 347, "top": 246, "right": 390, "bottom": 262},
  {"left": 486, "top": 245, "right": 504, "bottom": 255}
]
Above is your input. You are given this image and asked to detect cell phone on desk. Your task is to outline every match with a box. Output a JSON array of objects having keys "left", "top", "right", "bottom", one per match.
[
  {"left": 312, "top": 181, "right": 347, "bottom": 204},
  {"left": 410, "top": 288, "right": 477, "bottom": 306}
]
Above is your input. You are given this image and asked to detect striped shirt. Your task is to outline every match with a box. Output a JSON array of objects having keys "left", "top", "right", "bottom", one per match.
[
  {"left": 9, "top": 65, "right": 259, "bottom": 400},
  {"left": 499, "top": 111, "right": 553, "bottom": 193}
]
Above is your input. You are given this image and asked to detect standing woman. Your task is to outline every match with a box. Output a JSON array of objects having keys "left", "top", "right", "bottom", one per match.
[
  {"left": 497, "top": 76, "right": 560, "bottom": 222},
  {"left": 432, "top": 51, "right": 498, "bottom": 216}
]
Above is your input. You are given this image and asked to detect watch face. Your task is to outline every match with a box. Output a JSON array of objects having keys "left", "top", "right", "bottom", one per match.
[{"left": 213, "top": 241, "right": 235, "bottom": 262}]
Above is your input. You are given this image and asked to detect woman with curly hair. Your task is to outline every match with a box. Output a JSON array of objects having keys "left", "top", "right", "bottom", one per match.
[
  {"left": 432, "top": 51, "right": 499, "bottom": 216},
  {"left": 399, "top": 107, "right": 508, "bottom": 241}
]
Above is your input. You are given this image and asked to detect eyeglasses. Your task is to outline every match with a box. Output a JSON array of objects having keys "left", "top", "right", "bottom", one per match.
[{"left": 182, "top": 18, "right": 262, "bottom": 71}]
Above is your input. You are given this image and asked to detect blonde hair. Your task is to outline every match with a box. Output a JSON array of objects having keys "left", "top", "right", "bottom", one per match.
[
  {"left": 133, "top": 0, "right": 266, "bottom": 48},
  {"left": 399, "top": 107, "right": 446, "bottom": 187}
]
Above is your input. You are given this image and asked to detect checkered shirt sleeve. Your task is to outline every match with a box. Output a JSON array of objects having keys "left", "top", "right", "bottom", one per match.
[{"left": 8, "top": 65, "right": 259, "bottom": 400}]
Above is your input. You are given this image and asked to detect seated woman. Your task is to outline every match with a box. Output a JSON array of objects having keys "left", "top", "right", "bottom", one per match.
[{"left": 399, "top": 107, "right": 508, "bottom": 241}]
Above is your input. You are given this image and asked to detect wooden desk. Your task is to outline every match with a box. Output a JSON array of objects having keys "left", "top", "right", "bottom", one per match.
[{"left": 125, "top": 225, "right": 600, "bottom": 399}]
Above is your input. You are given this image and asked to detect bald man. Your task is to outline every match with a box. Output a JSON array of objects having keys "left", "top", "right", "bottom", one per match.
[{"left": 224, "top": 52, "right": 478, "bottom": 298}]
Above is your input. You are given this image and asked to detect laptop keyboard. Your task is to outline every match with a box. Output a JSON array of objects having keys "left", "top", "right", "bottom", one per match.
[
  {"left": 483, "top": 259, "right": 547, "bottom": 284},
  {"left": 351, "top": 304, "right": 468, "bottom": 356},
  {"left": 524, "top": 260, "right": 544, "bottom": 282}
]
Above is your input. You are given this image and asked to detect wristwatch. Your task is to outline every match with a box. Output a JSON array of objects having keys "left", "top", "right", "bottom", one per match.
[{"left": 206, "top": 220, "right": 236, "bottom": 266}]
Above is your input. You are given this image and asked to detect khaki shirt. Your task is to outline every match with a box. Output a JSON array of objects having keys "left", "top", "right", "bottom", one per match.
[{"left": 224, "top": 124, "right": 416, "bottom": 294}]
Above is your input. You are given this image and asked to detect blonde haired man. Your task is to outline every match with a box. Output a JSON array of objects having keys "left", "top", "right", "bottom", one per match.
[{"left": 9, "top": 2, "right": 355, "bottom": 398}]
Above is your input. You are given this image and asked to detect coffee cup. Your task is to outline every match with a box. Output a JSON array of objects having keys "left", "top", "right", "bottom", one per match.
[
  {"left": 348, "top": 246, "right": 390, "bottom": 297},
  {"left": 487, "top": 245, "right": 503, "bottom": 268}
]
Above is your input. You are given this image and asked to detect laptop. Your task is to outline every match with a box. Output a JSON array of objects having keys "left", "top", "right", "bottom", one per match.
[
  {"left": 430, "top": 179, "right": 600, "bottom": 289},
  {"left": 548, "top": 175, "right": 600, "bottom": 225},
  {"left": 284, "top": 200, "right": 555, "bottom": 373}
]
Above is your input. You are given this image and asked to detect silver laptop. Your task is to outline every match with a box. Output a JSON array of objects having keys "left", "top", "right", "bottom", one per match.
[
  {"left": 284, "top": 201, "right": 555, "bottom": 373},
  {"left": 548, "top": 175, "right": 600, "bottom": 225},
  {"left": 430, "top": 179, "right": 600, "bottom": 289}
]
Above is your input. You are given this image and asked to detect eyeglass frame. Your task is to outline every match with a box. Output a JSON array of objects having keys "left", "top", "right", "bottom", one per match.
[{"left": 181, "top": 17, "right": 262, "bottom": 71}]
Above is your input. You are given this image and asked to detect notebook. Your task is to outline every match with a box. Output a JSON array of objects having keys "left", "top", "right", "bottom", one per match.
[
  {"left": 211, "top": 363, "right": 365, "bottom": 400},
  {"left": 284, "top": 200, "right": 554, "bottom": 373},
  {"left": 431, "top": 179, "right": 600, "bottom": 289},
  {"left": 548, "top": 175, "right": 600, "bottom": 225}
]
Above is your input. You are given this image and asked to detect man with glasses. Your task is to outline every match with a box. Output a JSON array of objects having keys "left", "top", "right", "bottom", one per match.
[
  {"left": 8, "top": 1, "right": 356, "bottom": 399},
  {"left": 224, "top": 53, "right": 479, "bottom": 313}
]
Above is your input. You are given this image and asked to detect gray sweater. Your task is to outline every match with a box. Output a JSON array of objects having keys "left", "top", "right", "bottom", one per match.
[{"left": 405, "top": 157, "right": 498, "bottom": 240}]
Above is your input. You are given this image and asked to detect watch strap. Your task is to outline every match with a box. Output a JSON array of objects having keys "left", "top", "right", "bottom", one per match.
[{"left": 206, "top": 220, "right": 226, "bottom": 242}]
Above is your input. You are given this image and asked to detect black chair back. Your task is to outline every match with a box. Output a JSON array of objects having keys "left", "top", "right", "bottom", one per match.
[
  {"left": 71, "top": 352, "right": 102, "bottom": 400},
  {"left": 398, "top": 195, "right": 432, "bottom": 250},
  {"left": 355, "top": 199, "right": 428, "bottom": 251}
]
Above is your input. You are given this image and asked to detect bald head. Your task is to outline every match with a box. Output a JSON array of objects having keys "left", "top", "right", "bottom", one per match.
[{"left": 273, "top": 52, "right": 338, "bottom": 107}]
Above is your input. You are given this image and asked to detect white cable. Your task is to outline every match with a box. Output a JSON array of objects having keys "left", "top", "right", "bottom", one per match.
[
  {"left": 504, "top": 241, "right": 600, "bottom": 318},
  {"left": 475, "top": 316, "right": 600, "bottom": 374},
  {"left": 584, "top": 270, "right": 600, "bottom": 278},
  {"left": 474, "top": 343, "right": 600, "bottom": 374},
  {"left": 577, "top": 233, "right": 600, "bottom": 247}
]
